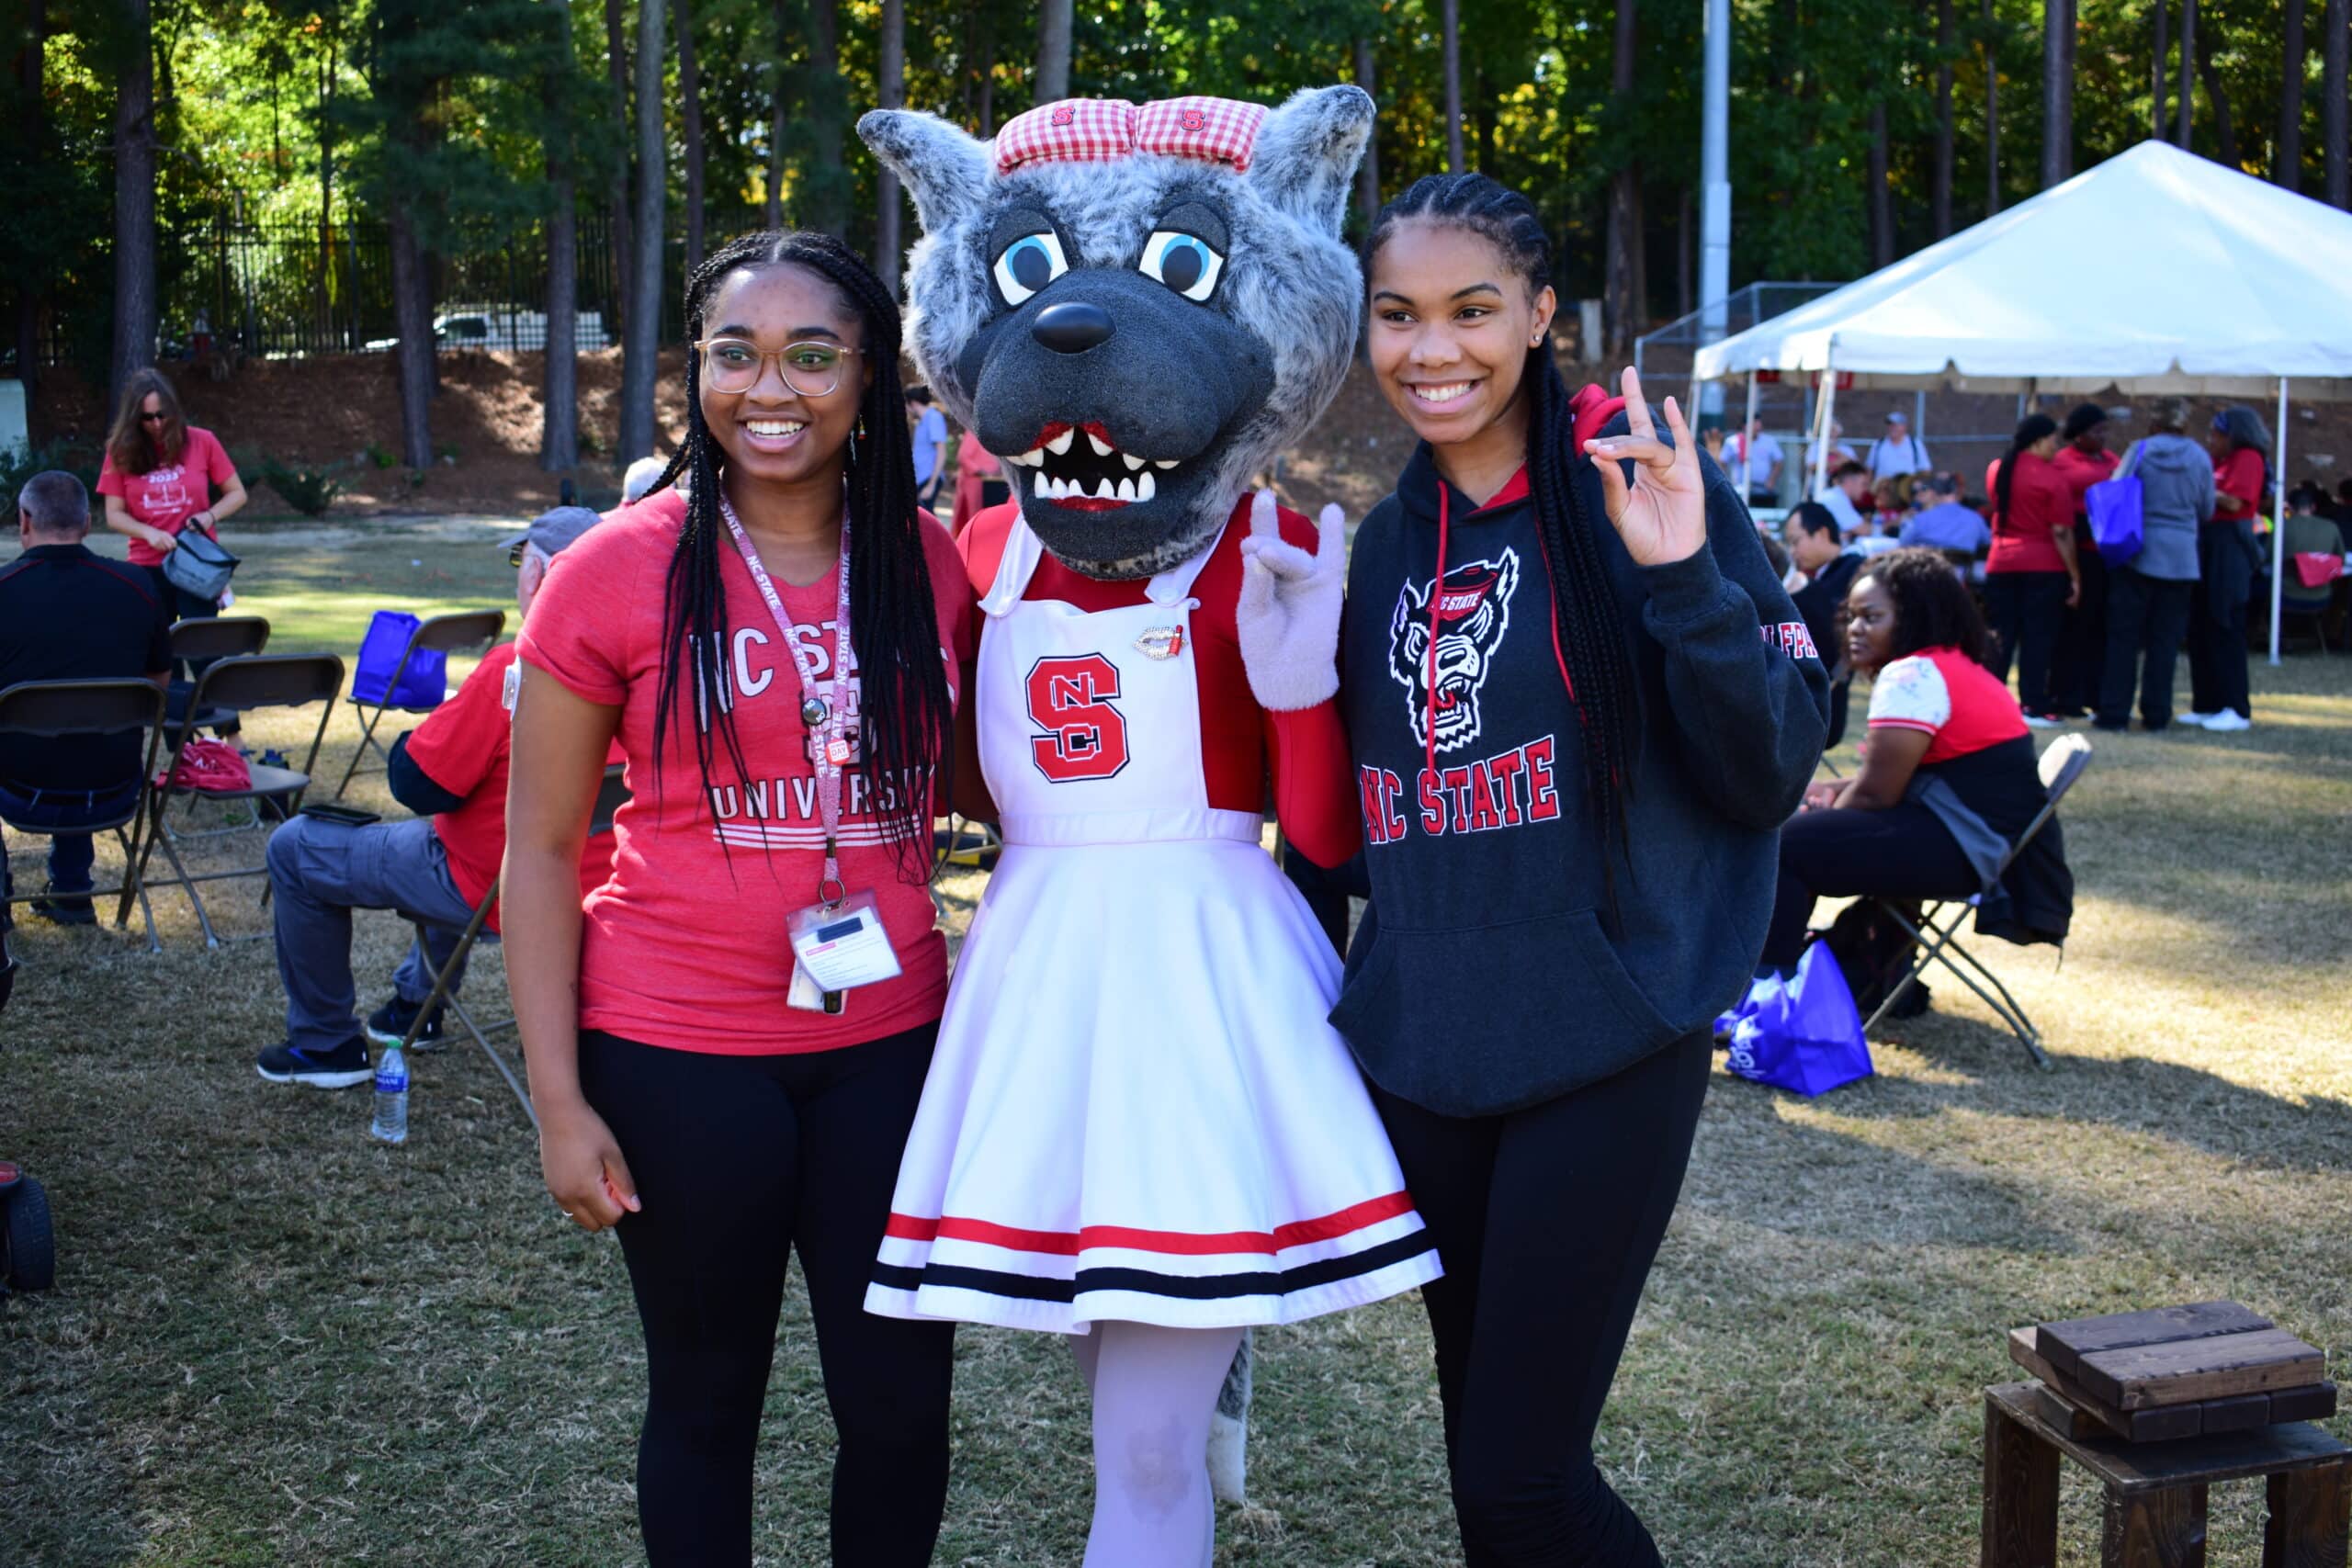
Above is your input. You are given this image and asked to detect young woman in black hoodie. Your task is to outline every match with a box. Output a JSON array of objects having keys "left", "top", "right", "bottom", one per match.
[{"left": 1333, "top": 175, "right": 1829, "bottom": 1565}]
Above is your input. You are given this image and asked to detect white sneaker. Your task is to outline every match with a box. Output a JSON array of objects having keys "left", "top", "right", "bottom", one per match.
[
  {"left": 2023, "top": 713, "right": 2062, "bottom": 728},
  {"left": 2181, "top": 711, "right": 2221, "bottom": 727},
  {"left": 2199, "top": 710, "right": 2252, "bottom": 732}
]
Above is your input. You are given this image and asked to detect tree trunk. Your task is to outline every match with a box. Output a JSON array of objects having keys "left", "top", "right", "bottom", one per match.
[
  {"left": 2196, "top": 14, "right": 2237, "bottom": 164},
  {"left": 2328, "top": 0, "right": 2349, "bottom": 206},
  {"left": 541, "top": 0, "right": 578, "bottom": 472},
  {"left": 2177, "top": 0, "right": 2196, "bottom": 147},
  {"left": 111, "top": 0, "right": 158, "bottom": 412},
  {"left": 1869, "top": 98, "right": 1894, "bottom": 266},
  {"left": 1604, "top": 0, "right": 1640, "bottom": 350},
  {"left": 807, "top": 0, "right": 843, "bottom": 236},
  {"left": 2154, "top": 0, "right": 2168, "bottom": 140},
  {"left": 388, "top": 211, "right": 435, "bottom": 468},
  {"left": 1934, "top": 0, "right": 1955, "bottom": 237},
  {"left": 1442, "top": 0, "right": 1464, "bottom": 171},
  {"left": 976, "top": 25, "right": 996, "bottom": 136},
  {"left": 1353, "top": 38, "right": 1380, "bottom": 231},
  {"left": 766, "top": 0, "right": 786, "bottom": 230},
  {"left": 315, "top": 17, "right": 337, "bottom": 345},
  {"left": 604, "top": 0, "right": 632, "bottom": 337},
  {"left": 1035, "top": 0, "right": 1071, "bottom": 103},
  {"left": 2041, "top": 0, "right": 2071, "bottom": 186},
  {"left": 876, "top": 0, "right": 904, "bottom": 297},
  {"left": 675, "top": 0, "right": 705, "bottom": 276},
  {"left": 618, "top": 0, "right": 664, "bottom": 464},
  {"left": 1984, "top": 0, "right": 2003, "bottom": 214},
  {"left": 2280, "top": 0, "right": 2307, "bottom": 187},
  {"left": 14, "top": 0, "right": 46, "bottom": 431}
]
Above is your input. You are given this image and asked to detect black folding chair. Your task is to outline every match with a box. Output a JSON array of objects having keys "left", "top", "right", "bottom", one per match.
[
  {"left": 394, "top": 761, "right": 630, "bottom": 1127},
  {"left": 134, "top": 654, "right": 345, "bottom": 948},
  {"left": 164, "top": 616, "right": 272, "bottom": 834},
  {"left": 333, "top": 611, "right": 505, "bottom": 799},
  {"left": 1860, "top": 734, "right": 2093, "bottom": 1070},
  {"left": 0, "top": 679, "right": 169, "bottom": 952}
]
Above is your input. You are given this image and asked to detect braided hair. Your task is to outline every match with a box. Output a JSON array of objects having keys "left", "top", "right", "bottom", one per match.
[
  {"left": 1992, "top": 412, "right": 2057, "bottom": 535},
  {"left": 647, "top": 230, "right": 954, "bottom": 882},
  {"left": 1366, "top": 174, "right": 1639, "bottom": 909}
]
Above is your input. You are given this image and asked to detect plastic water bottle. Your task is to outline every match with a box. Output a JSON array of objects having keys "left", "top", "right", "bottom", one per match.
[{"left": 369, "top": 1043, "right": 409, "bottom": 1145}]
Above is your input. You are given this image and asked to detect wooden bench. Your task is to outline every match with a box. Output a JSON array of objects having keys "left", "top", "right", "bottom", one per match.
[{"left": 1982, "top": 1381, "right": 2352, "bottom": 1567}]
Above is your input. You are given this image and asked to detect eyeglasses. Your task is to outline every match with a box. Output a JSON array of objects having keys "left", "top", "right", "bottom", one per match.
[
  {"left": 139, "top": 411, "right": 168, "bottom": 424},
  {"left": 508, "top": 540, "right": 531, "bottom": 568},
  {"left": 694, "top": 337, "right": 862, "bottom": 397}
]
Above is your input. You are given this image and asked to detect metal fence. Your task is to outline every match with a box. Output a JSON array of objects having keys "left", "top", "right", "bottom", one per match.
[{"left": 64, "top": 210, "right": 689, "bottom": 365}]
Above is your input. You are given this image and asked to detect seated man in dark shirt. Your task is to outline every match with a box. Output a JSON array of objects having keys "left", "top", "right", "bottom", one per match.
[
  {"left": 257, "top": 506, "right": 617, "bottom": 1087},
  {"left": 0, "top": 471, "right": 173, "bottom": 926}
]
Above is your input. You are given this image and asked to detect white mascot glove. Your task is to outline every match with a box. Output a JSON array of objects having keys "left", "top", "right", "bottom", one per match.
[{"left": 1235, "top": 489, "right": 1345, "bottom": 712}]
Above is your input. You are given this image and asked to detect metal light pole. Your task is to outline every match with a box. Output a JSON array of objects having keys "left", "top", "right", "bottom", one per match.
[{"left": 1698, "top": 0, "right": 1732, "bottom": 422}]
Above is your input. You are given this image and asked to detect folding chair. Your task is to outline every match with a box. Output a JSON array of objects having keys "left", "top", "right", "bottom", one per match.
[
  {"left": 134, "top": 654, "right": 345, "bottom": 948},
  {"left": 333, "top": 610, "right": 505, "bottom": 799},
  {"left": 164, "top": 616, "right": 272, "bottom": 836},
  {"left": 1860, "top": 734, "right": 2093, "bottom": 1071},
  {"left": 393, "top": 761, "right": 630, "bottom": 1127},
  {"left": 0, "top": 679, "right": 169, "bottom": 952}
]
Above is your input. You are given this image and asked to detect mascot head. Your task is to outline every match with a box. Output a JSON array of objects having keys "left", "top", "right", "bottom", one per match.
[{"left": 859, "top": 86, "right": 1374, "bottom": 580}]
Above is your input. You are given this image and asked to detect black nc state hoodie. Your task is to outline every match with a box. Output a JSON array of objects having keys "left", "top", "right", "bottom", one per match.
[{"left": 1331, "top": 400, "right": 1831, "bottom": 1117}]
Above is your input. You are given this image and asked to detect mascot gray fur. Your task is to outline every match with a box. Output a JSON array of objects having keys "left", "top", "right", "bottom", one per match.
[{"left": 858, "top": 85, "right": 1377, "bottom": 1505}]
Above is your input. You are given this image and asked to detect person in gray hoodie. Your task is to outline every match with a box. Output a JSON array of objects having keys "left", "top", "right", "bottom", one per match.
[{"left": 2096, "top": 396, "right": 2214, "bottom": 731}]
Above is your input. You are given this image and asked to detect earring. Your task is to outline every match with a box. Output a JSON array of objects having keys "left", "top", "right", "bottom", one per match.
[{"left": 848, "top": 415, "right": 863, "bottom": 466}]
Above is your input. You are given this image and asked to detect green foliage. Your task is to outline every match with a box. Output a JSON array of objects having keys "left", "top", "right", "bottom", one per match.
[
  {"left": 0, "top": 439, "right": 105, "bottom": 516},
  {"left": 257, "top": 454, "right": 345, "bottom": 517},
  {"left": 366, "top": 440, "right": 396, "bottom": 468}
]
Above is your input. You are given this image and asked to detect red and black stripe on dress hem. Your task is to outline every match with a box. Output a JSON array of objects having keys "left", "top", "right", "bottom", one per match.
[
  {"left": 883, "top": 1190, "right": 1416, "bottom": 1258},
  {"left": 871, "top": 1225, "right": 1435, "bottom": 1304}
]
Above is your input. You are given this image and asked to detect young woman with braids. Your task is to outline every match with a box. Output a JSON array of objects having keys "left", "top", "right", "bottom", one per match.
[
  {"left": 503, "top": 231, "right": 973, "bottom": 1565},
  {"left": 1335, "top": 174, "right": 1828, "bottom": 1566},
  {"left": 1981, "top": 412, "right": 2078, "bottom": 724}
]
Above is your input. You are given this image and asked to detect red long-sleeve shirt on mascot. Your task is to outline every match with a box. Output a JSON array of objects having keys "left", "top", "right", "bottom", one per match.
[
  {"left": 517, "top": 488, "right": 978, "bottom": 1055},
  {"left": 956, "top": 493, "right": 1360, "bottom": 866}
]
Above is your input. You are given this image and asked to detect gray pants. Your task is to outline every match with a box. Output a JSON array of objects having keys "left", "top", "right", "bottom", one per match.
[{"left": 268, "top": 814, "right": 479, "bottom": 1053}]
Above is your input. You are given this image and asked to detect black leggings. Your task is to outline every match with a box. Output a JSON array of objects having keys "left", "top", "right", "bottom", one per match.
[
  {"left": 1763, "top": 802, "right": 1982, "bottom": 968},
  {"left": 1372, "top": 1032, "right": 1713, "bottom": 1567},
  {"left": 1983, "top": 569, "right": 2070, "bottom": 715},
  {"left": 578, "top": 1024, "right": 956, "bottom": 1567}
]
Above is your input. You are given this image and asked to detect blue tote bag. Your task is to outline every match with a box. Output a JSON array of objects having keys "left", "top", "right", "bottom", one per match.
[
  {"left": 350, "top": 610, "right": 449, "bottom": 709},
  {"left": 1718, "top": 942, "right": 1875, "bottom": 1097},
  {"left": 2085, "top": 441, "right": 2146, "bottom": 567}
]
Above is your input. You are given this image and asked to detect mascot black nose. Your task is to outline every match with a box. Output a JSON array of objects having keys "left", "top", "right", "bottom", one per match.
[{"left": 1032, "top": 301, "right": 1114, "bottom": 355}]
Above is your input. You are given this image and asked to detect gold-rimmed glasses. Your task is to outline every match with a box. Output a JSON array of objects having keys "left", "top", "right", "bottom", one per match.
[{"left": 694, "top": 337, "right": 863, "bottom": 397}]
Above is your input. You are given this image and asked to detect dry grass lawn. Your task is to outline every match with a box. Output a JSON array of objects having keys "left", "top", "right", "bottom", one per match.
[{"left": 3, "top": 518, "right": 2348, "bottom": 1565}]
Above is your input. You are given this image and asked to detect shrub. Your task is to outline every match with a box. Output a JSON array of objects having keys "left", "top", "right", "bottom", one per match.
[
  {"left": 258, "top": 456, "right": 344, "bottom": 518},
  {"left": 0, "top": 438, "right": 102, "bottom": 514},
  {"left": 365, "top": 441, "right": 396, "bottom": 469}
]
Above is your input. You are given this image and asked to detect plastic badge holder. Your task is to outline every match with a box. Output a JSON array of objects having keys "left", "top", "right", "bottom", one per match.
[{"left": 786, "top": 889, "right": 903, "bottom": 1012}]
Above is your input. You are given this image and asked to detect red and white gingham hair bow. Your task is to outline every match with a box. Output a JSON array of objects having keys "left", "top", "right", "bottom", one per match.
[{"left": 993, "top": 96, "right": 1268, "bottom": 176}]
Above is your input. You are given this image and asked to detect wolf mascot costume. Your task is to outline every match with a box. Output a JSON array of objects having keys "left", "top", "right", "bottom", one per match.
[{"left": 856, "top": 87, "right": 1442, "bottom": 1554}]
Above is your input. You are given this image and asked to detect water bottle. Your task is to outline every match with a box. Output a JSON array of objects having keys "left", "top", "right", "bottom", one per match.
[{"left": 369, "top": 1043, "right": 409, "bottom": 1145}]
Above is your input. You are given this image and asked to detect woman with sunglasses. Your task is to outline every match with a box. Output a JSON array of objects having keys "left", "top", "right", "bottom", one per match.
[
  {"left": 97, "top": 367, "right": 248, "bottom": 625},
  {"left": 504, "top": 231, "right": 972, "bottom": 1566}
]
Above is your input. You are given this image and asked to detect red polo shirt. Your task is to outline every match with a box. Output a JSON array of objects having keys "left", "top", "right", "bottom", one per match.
[{"left": 1984, "top": 452, "right": 2074, "bottom": 574}]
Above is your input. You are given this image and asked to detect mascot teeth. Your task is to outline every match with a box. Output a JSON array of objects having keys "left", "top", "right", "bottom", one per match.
[
  {"left": 1122, "top": 453, "right": 1146, "bottom": 471},
  {"left": 1087, "top": 433, "right": 1115, "bottom": 457},
  {"left": 1045, "top": 429, "right": 1076, "bottom": 456},
  {"left": 1006, "top": 446, "right": 1045, "bottom": 468}
]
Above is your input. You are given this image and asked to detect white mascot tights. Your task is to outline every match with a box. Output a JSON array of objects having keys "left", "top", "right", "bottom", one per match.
[{"left": 1073, "top": 1321, "right": 1247, "bottom": 1567}]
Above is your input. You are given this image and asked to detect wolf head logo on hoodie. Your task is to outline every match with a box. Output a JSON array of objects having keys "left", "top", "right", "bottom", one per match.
[{"left": 1387, "top": 550, "right": 1521, "bottom": 752}]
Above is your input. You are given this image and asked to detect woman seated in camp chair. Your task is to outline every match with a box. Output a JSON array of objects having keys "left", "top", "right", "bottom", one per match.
[{"left": 1763, "top": 547, "right": 2073, "bottom": 985}]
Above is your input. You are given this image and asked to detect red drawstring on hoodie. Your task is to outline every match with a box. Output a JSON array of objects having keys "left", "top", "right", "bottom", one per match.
[{"left": 1424, "top": 484, "right": 1451, "bottom": 797}]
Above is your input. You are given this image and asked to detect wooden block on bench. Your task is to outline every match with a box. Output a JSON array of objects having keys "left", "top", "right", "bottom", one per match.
[
  {"left": 2271, "top": 1382, "right": 2340, "bottom": 1424},
  {"left": 2008, "top": 1328, "right": 2202, "bottom": 1441},
  {"left": 2036, "top": 1300, "right": 2271, "bottom": 1383},
  {"left": 2076, "top": 1327, "right": 2324, "bottom": 1410}
]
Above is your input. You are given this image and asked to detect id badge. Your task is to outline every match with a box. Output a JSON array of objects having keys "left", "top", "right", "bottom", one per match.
[{"left": 786, "top": 888, "right": 904, "bottom": 997}]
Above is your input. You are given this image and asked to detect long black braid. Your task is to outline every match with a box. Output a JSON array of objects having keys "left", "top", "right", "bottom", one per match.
[
  {"left": 647, "top": 230, "right": 954, "bottom": 883},
  {"left": 1367, "top": 174, "right": 1640, "bottom": 915}
]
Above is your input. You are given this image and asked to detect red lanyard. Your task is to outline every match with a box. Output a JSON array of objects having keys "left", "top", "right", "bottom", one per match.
[
  {"left": 1424, "top": 485, "right": 1452, "bottom": 795},
  {"left": 718, "top": 491, "right": 854, "bottom": 903}
]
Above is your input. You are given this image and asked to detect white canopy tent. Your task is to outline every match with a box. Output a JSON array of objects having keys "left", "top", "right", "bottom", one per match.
[{"left": 1693, "top": 140, "right": 2352, "bottom": 662}]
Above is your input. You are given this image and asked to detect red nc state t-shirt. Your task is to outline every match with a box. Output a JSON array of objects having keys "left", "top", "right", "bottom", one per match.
[
  {"left": 96, "top": 426, "right": 240, "bottom": 567},
  {"left": 517, "top": 489, "right": 978, "bottom": 1055}
]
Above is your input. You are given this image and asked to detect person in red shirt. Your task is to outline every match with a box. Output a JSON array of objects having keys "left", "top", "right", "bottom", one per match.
[
  {"left": 2047, "top": 403, "right": 2118, "bottom": 716},
  {"left": 503, "top": 231, "right": 971, "bottom": 1566},
  {"left": 2188, "top": 405, "right": 2271, "bottom": 730},
  {"left": 96, "top": 368, "right": 248, "bottom": 632},
  {"left": 946, "top": 426, "right": 1001, "bottom": 535},
  {"left": 254, "top": 507, "right": 616, "bottom": 1087},
  {"left": 1981, "top": 412, "right": 2079, "bottom": 723},
  {"left": 1766, "top": 547, "right": 2070, "bottom": 973}
]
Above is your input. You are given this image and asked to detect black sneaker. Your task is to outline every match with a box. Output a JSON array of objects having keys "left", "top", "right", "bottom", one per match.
[
  {"left": 255, "top": 1036, "right": 373, "bottom": 1089},
  {"left": 365, "top": 996, "right": 447, "bottom": 1052},
  {"left": 28, "top": 885, "right": 96, "bottom": 927}
]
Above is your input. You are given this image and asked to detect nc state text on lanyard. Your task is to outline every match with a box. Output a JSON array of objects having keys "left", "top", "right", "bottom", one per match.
[{"left": 718, "top": 491, "right": 854, "bottom": 904}]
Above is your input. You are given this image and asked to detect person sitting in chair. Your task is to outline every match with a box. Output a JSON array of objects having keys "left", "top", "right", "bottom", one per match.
[
  {"left": 0, "top": 471, "right": 172, "bottom": 927},
  {"left": 257, "top": 506, "right": 617, "bottom": 1087},
  {"left": 1761, "top": 547, "right": 2072, "bottom": 987}
]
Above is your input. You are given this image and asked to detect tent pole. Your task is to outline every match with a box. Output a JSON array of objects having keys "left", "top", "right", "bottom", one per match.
[
  {"left": 1742, "top": 371, "right": 1760, "bottom": 495},
  {"left": 1914, "top": 388, "right": 1927, "bottom": 451},
  {"left": 1813, "top": 345, "right": 1838, "bottom": 495},
  {"left": 2269, "top": 375, "right": 2289, "bottom": 666}
]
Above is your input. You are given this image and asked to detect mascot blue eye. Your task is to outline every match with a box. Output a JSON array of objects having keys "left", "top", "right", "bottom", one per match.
[
  {"left": 992, "top": 231, "right": 1069, "bottom": 306},
  {"left": 1138, "top": 231, "right": 1225, "bottom": 302}
]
